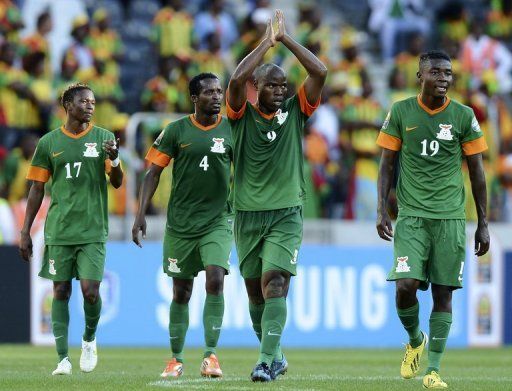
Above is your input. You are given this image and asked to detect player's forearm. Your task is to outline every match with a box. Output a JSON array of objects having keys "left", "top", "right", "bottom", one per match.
[
  {"left": 136, "top": 170, "right": 160, "bottom": 216},
  {"left": 21, "top": 182, "right": 45, "bottom": 234},
  {"left": 109, "top": 165, "right": 123, "bottom": 189},
  {"left": 377, "top": 150, "right": 396, "bottom": 214},
  {"left": 280, "top": 34, "right": 327, "bottom": 80},
  {"left": 467, "top": 154, "right": 488, "bottom": 225},
  {"left": 231, "top": 39, "right": 274, "bottom": 85}
]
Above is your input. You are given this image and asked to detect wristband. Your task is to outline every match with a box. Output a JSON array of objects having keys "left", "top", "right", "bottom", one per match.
[{"left": 110, "top": 157, "right": 120, "bottom": 167}]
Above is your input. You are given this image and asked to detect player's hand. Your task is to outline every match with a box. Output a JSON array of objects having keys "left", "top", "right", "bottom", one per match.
[
  {"left": 274, "top": 9, "right": 286, "bottom": 41},
  {"left": 474, "top": 222, "right": 490, "bottom": 256},
  {"left": 263, "top": 18, "right": 276, "bottom": 47},
  {"left": 103, "top": 138, "right": 120, "bottom": 160},
  {"left": 132, "top": 214, "right": 147, "bottom": 248},
  {"left": 376, "top": 211, "right": 394, "bottom": 241},
  {"left": 19, "top": 231, "right": 33, "bottom": 262}
]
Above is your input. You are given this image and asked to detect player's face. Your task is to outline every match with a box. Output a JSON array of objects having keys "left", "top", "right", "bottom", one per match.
[
  {"left": 257, "top": 69, "right": 288, "bottom": 112},
  {"left": 68, "top": 89, "right": 96, "bottom": 123},
  {"left": 419, "top": 59, "right": 452, "bottom": 99},
  {"left": 195, "top": 78, "right": 223, "bottom": 115}
]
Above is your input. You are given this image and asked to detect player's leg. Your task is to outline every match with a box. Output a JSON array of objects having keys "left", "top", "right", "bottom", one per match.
[
  {"left": 76, "top": 243, "right": 106, "bottom": 373},
  {"left": 423, "top": 219, "right": 464, "bottom": 389},
  {"left": 388, "top": 216, "right": 430, "bottom": 379},
  {"left": 245, "top": 278, "right": 264, "bottom": 343},
  {"left": 39, "top": 245, "right": 74, "bottom": 375}
]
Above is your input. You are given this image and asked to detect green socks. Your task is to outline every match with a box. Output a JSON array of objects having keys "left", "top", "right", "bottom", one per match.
[
  {"left": 169, "top": 301, "right": 189, "bottom": 362},
  {"left": 426, "top": 312, "right": 452, "bottom": 374},
  {"left": 258, "top": 297, "right": 287, "bottom": 366},
  {"left": 52, "top": 298, "right": 70, "bottom": 361},
  {"left": 397, "top": 302, "right": 423, "bottom": 348},
  {"left": 83, "top": 296, "right": 102, "bottom": 342},
  {"left": 203, "top": 294, "right": 224, "bottom": 358},
  {"left": 249, "top": 302, "right": 264, "bottom": 342}
]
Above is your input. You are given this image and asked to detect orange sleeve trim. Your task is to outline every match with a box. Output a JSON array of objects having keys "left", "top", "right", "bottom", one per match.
[
  {"left": 376, "top": 132, "right": 402, "bottom": 151},
  {"left": 462, "top": 137, "right": 488, "bottom": 155},
  {"left": 225, "top": 88, "right": 247, "bottom": 120},
  {"left": 298, "top": 83, "right": 321, "bottom": 116},
  {"left": 26, "top": 166, "right": 51, "bottom": 183},
  {"left": 145, "top": 147, "right": 171, "bottom": 167}
]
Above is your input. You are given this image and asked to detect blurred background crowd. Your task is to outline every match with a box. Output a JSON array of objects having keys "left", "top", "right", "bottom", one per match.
[{"left": 1, "top": 0, "right": 512, "bottom": 245}]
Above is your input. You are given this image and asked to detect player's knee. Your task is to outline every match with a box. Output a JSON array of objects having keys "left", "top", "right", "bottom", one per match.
[
  {"left": 396, "top": 280, "right": 418, "bottom": 298},
  {"left": 205, "top": 277, "right": 224, "bottom": 295},
  {"left": 173, "top": 286, "right": 192, "bottom": 304},
  {"left": 83, "top": 288, "right": 99, "bottom": 304},
  {"left": 54, "top": 284, "right": 71, "bottom": 300},
  {"left": 263, "top": 276, "right": 287, "bottom": 298}
]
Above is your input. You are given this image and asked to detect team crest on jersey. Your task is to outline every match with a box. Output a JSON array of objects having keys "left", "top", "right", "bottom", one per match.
[
  {"left": 275, "top": 109, "right": 288, "bottom": 125},
  {"left": 83, "top": 143, "right": 99, "bottom": 157},
  {"left": 49, "top": 259, "right": 57, "bottom": 275},
  {"left": 167, "top": 258, "right": 181, "bottom": 273},
  {"left": 395, "top": 256, "right": 411, "bottom": 273},
  {"left": 436, "top": 124, "right": 453, "bottom": 141},
  {"left": 210, "top": 138, "right": 226, "bottom": 153}
]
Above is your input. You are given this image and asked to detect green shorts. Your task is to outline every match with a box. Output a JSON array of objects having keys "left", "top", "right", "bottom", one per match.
[
  {"left": 235, "top": 206, "right": 303, "bottom": 279},
  {"left": 388, "top": 216, "right": 466, "bottom": 290},
  {"left": 39, "top": 243, "right": 106, "bottom": 281},
  {"left": 163, "top": 226, "right": 232, "bottom": 279}
]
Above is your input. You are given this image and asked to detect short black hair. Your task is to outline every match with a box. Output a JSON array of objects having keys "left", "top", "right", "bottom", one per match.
[
  {"left": 61, "top": 83, "right": 92, "bottom": 111},
  {"left": 253, "top": 63, "right": 284, "bottom": 82},
  {"left": 419, "top": 50, "right": 451, "bottom": 70},
  {"left": 189, "top": 73, "right": 218, "bottom": 96},
  {"left": 37, "top": 10, "right": 51, "bottom": 29}
]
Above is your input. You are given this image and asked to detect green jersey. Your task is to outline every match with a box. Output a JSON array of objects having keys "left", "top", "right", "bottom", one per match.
[
  {"left": 27, "top": 125, "right": 115, "bottom": 245},
  {"left": 146, "top": 114, "right": 232, "bottom": 238},
  {"left": 377, "top": 96, "right": 488, "bottom": 219},
  {"left": 227, "top": 85, "right": 319, "bottom": 211}
]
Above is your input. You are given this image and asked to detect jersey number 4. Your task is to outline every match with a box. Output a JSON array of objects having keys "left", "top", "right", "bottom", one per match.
[
  {"left": 199, "top": 155, "right": 209, "bottom": 171},
  {"left": 65, "top": 162, "right": 82, "bottom": 178}
]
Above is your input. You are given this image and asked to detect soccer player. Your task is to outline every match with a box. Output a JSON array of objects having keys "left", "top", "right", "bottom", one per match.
[
  {"left": 376, "top": 51, "right": 490, "bottom": 389},
  {"left": 132, "top": 73, "right": 232, "bottom": 379},
  {"left": 19, "top": 83, "right": 123, "bottom": 375},
  {"left": 226, "top": 10, "right": 327, "bottom": 381}
]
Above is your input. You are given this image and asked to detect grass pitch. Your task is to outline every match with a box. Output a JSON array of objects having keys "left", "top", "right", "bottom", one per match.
[{"left": 1, "top": 345, "right": 511, "bottom": 390}]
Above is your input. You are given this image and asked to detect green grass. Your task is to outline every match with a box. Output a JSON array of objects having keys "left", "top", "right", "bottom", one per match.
[{"left": 1, "top": 345, "right": 511, "bottom": 390}]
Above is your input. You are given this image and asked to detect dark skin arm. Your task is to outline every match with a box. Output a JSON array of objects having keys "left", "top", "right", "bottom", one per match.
[
  {"left": 376, "top": 148, "right": 398, "bottom": 241},
  {"left": 102, "top": 138, "right": 123, "bottom": 188},
  {"left": 275, "top": 9, "right": 327, "bottom": 104},
  {"left": 19, "top": 181, "right": 45, "bottom": 261},
  {"left": 227, "top": 19, "right": 275, "bottom": 112},
  {"left": 466, "top": 153, "right": 490, "bottom": 256},
  {"left": 132, "top": 163, "right": 164, "bottom": 247}
]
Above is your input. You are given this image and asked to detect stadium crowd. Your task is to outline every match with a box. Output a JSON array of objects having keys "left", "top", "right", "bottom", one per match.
[{"left": 1, "top": 0, "right": 512, "bottom": 245}]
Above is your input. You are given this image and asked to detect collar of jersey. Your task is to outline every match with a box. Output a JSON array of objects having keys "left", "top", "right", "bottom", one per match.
[
  {"left": 189, "top": 114, "right": 221, "bottom": 131},
  {"left": 253, "top": 103, "right": 276, "bottom": 120},
  {"left": 416, "top": 95, "right": 451, "bottom": 115},
  {"left": 61, "top": 123, "right": 94, "bottom": 139}
]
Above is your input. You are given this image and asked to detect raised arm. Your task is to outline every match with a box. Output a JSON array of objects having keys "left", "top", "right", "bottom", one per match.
[
  {"left": 376, "top": 148, "right": 397, "bottom": 241},
  {"left": 227, "top": 19, "right": 275, "bottom": 112},
  {"left": 103, "top": 138, "right": 123, "bottom": 188},
  {"left": 19, "top": 181, "right": 45, "bottom": 261},
  {"left": 274, "top": 9, "right": 327, "bottom": 104},
  {"left": 131, "top": 164, "right": 164, "bottom": 247},
  {"left": 466, "top": 153, "right": 490, "bottom": 256}
]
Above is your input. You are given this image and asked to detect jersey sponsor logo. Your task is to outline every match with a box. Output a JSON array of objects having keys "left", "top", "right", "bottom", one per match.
[
  {"left": 210, "top": 138, "right": 226, "bottom": 153},
  {"left": 290, "top": 249, "right": 298, "bottom": 265},
  {"left": 154, "top": 129, "right": 165, "bottom": 146},
  {"left": 406, "top": 126, "right": 418, "bottom": 132},
  {"left": 382, "top": 111, "right": 390, "bottom": 130},
  {"left": 52, "top": 151, "right": 64, "bottom": 158},
  {"left": 83, "top": 143, "right": 99, "bottom": 157},
  {"left": 436, "top": 124, "right": 453, "bottom": 141},
  {"left": 395, "top": 256, "right": 411, "bottom": 273},
  {"left": 167, "top": 258, "right": 181, "bottom": 273},
  {"left": 49, "top": 259, "right": 57, "bottom": 275},
  {"left": 276, "top": 108, "right": 288, "bottom": 125},
  {"left": 180, "top": 143, "right": 192, "bottom": 149},
  {"left": 471, "top": 116, "right": 481, "bottom": 132}
]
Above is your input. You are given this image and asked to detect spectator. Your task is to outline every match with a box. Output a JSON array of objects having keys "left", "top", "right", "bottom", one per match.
[
  {"left": 195, "top": 0, "right": 238, "bottom": 54},
  {"left": 21, "top": 9, "right": 52, "bottom": 80},
  {"left": 4, "top": 133, "right": 38, "bottom": 203},
  {"left": 63, "top": 14, "right": 93, "bottom": 71},
  {"left": 0, "top": 0, "right": 24, "bottom": 45},
  {"left": 193, "top": 32, "right": 230, "bottom": 87},
  {"left": 393, "top": 32, "right": 425, "bottom": 90}
]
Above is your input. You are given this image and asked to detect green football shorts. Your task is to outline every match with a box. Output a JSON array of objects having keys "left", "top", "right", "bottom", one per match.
[
  {"left": 235, "top": 206, "right": 303, "bottom": 279},
  {"left": 388, "top": 216, "right": 466, "bottom": 290},
  {"left": 163, "top": 226, "right": 232, "bottom": 279},
  {"left": 39, "top": 243, "right": 106, "bottom": 281}
]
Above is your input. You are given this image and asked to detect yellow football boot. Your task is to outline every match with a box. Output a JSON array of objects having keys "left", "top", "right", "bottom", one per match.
[
  {"left": 400, "top": 331, "right": 427, "bottom": 379},
  {"left": 423, "top": 370, "right": 448, "bottom": 388}
]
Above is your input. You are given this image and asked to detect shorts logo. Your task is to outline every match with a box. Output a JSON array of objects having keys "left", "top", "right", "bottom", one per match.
[
  {"left": 395, "top": 256, "right": 411, "bottom": 273},
  {"left": 210, "top": 138, "right": 226, "bottom": 153},
  {"left": 436, "top": 124, "right": 453, "bottom": 141},
  {"left": 276, "top": 109, "right": 288, "bottom": 125},
  {"left": 49, "top": 259, "right": 57, "bottom": 275},
  {"left": 167, "top": 258, "right": 181, "bottom": 273},
  {"left": 83, "top": 143, "right": 99, "bottom": 157},
  {"left": 290, "top": 249, "right": 298, "bottom": 265}
]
